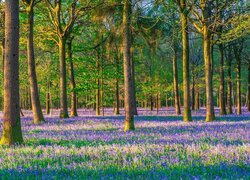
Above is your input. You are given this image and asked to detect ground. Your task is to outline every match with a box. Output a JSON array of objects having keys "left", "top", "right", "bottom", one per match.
[{"left": 0, "top": 108, "right": 249, "bottom": 179}]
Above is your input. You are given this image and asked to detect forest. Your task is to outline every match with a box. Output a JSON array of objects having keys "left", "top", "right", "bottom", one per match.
[{"left": 0, "top": 0, "right": 249, "bottom": 178}]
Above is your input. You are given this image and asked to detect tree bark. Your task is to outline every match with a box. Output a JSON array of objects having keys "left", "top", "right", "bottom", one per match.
[
  {"left": 0, "top": 39, "right": 4, "bottom": 111},
  {"left": 26, "top": 5, "right": 45, "bottom": 123},
  {"left": 1, "top": 39, "right": 4, "bottom": 79},
  {"left": 150, "top": 94, "right": 153, "bottom": 111},
  {"left": 227, "top": 48, "right": 233, "bottom": 114},
  {"left": 130, "top": 30, "right": 138, "bottom": 115},
  {"left": 218, "top": 44, "right": 227, "bottom": 115},
  {"left": 101, "top": 50, "right": 104, "bottom": 117},
  {"left": 114, "top": 51, "right": 120, "bottom": 115},
  {"left": 234, "top": 47, "right": 242, "bottom": 115},
  {"left": 191, "top": 74, "right": 195, "bottom": 110},
  {"left": 67, "top": 39, "right": 77, "bottom": 117},
  {"left": 0, "top": 0, "right": 23, "bottom": 145},
  {"left": 156, "top": 94, "right": 159, "bottom": 113},
  {"left": 59, "top": 37, "right": 69, "bottom": 118},
  {"left": 172, "top": 48, "right": 181, "bottom": 115},
  {"left": 203, "top": 27, "right": 215, "bottom": 122},
  {"left": 46, "top": 81, "right": 50, "bottom": 114},
  {"left": 181, "top": 12, "right": 192, "bottom": 122},
  {"left": 248, "top": 64, "right": 250, "bottom": 111},
  {"left": 96, "top": 49, "right": 100, "bottom": 116},
  {"left": 123, "top": 0, "right": 135, "bottom": 131},
  {"left": 195, "top": 88, "right": 199, "bottom": 111}
]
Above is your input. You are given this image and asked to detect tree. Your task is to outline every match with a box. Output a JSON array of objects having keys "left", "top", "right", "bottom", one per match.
[
  {"left": 218, "top": 42, "right": 227, "bottom": 115},
  {"left": 225, "top": 45, "right": 233, "bottom": 114},
  {"left": 170, "top": 26, "right": 181, "bottom": 115},
  {"left": 248, "top": 61, "right": 250, "bottom": 111},
  {"left": 174, "top": 0, "right": 192, "bottom": 121},
  {"left": 0, "top": 0, "right": 23, "bottom": 145},
  {"left": 23, "top": 0, "right": 45, "bottom": 124},
  {"left": 191, "top": 0, "right": 219, "bottom": 122},
  {"left": 44, "top": 0, "right": 78, "bottom": 118},
  {"left": 130, "top": 29, "right": 138, "bottom": 115},
  {"left": 233, "top": 38, "right": 244, "bottom": 115},
  {"left": 123, "top": 0, "right": 135, "bottom": 131},
  {"left": 67, "top": 36, "right": 78, "bottom": 116}
]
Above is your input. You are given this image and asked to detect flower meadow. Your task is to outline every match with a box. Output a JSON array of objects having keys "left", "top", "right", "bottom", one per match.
[{"left": 0, "top": 108, "right": 249, "bottom": 179}]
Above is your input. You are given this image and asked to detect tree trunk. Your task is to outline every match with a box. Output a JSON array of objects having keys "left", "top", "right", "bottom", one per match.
[
  {"left": 166, "top": 95, "right": 168, "bottom": 109},
  {"left": 150, "top": 94, "right": 153, "bottom": 111},
  {"left": 248, "top": 64, "right": 250, "bottom": 111},
  {"left": 181, "top": 12, "right": 192, "bottom": 122},
  {"left": 101, "top": 51, "right": 104, "bottom": 117},
  {"left": 158, "top": 93, "right": 162, "bottom": 109},
  {"left": 130, "top": 30, "right": 138, "bottom": 115},
  {"left": 96, "top": 50, "right": 100, "bottom": 115},
  {"left": 156, "top": 93, "right": 159, "bottom": 113},
  {"left": 59, "top": 37, "right": 69, "bottom": 118},
  {"left": 1, "top": 39, "right": 4, "bottom": 80},
  {"left": 46, "top": 81, "right": 50, "bottom": 115},
  {"left": 227, "top": 48, "right": 233, "bottom": 114},
  {"left": 114, "top": 51, "right": 120, "bottom": 115},
  {"left": 27, "top": 6, "right": 45, "bottom": 123},
  {"left": 26, "top": 86, "right": 29, "bottom": 110},
  {"left": 218, "top": 44, "right": 226, "bottom": 115},
  {"left": 172, "top": 49, "right": 181, "bottom": 115},
  {"left": 234, "top": 50, "right": 242, "bottom": 115},
  {"left": 203, "top": 28, "right": 215, "bottom": 122},
  {"left": 195, "top": 88, "right": 199, "bottom": 111},
  {"left": 192, "top": 74, "right": 195, "bottom": 110},
  {"left": 67, "top": 39, "right": 77, "bottom": 117},
  {"left": 0, "top": 39, "right": 4, "bottom": 110},
  {"left": 123, "top": 0, "right": 135, "bottom": 131},
  {"left": 0, "top": 0, "right": 23, "bottom": 145}
]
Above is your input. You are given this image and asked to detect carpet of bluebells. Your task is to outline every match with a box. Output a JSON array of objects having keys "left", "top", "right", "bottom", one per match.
[{"left": 0, "top": 107, "right": 249, "bottom": 179}]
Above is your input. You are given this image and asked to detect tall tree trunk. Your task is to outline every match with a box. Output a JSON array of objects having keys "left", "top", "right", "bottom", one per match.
[
  {"left": 101, "top": 50, "right": 104, "bottom": 117},
  {"left": 114, "top": 51, "right": 120, "bottom": 115},
  {"left": 67, "top": 39, "right": 77, "bottom": 117},
  {"left": 218, "top": 44, "right": 226, "bottom": 115},
  {"left": 227, "top": 48, "right": 233, "bottom": 114},
  {"left": 203, "top": 28, "right": 215, "bottom": 122},
  {"left": 248, "top": 63, "right": 250, "bottom": 112},
  {"left": 46, "top": 81, "right": 50, "bottom": 115},
  {"left": 59, "top": 37, "right": 69, "bottom": 118},
  {"left": 0, "top": 39, "right": 4, "bottom": 111},
  {"left": 1, "top": 39, "right": 4, "bottom": 80},
  {"left": 114, "top": 77, "right": 120, "bottom": 115},
  {"left": 101, "top": 79, "right": 104, "bottom": 116},
  {"left": 150, "top": 93, "right": 153, "bottom": 111},
  {"left": 180, "top": 11, "right": 192, "bottom": 122},
  {"left": 0, "top": 0, "right": 23, "bottom": 145},
  {"left": 195, "top": 88, "right": 199, "bottom": 111},
  {"left": 158, "top": 93, "right": 162, "bottom": 109},
  {"left": 27, "top": 6, "right": 45, "bottom": 123},
  {"left": 130, "top": 30, "right": 138, "bottom": 115},
  {"left": 25, "top": 86, "right": 29, "bottom": 110},
  {"left": 234, "top": 49, "right": 242, "bottom": 115},
  {"left": 123, "top": 0, "right": 135, "bottom": 131},
  {"left": 192, "top": 74, "right": 195, "bottom": 110},
  {"left": 96, "top": 50, "right": 100, "bottom": 115},
  {"left": 166, "top": 94, "right": 168, "bottom": 109},
  {"left": 56, "top": 84, "right": 60, "bottom": 109},
  {"left": 172, "top": 49, "right": 181, "bottom": 115},
  {"left": 156, "top": 94, "right": 159, "bottom": 113}
]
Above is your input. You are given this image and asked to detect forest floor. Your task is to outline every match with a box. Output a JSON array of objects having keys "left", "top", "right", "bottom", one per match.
[{"left": 0, "top": 107, "right": 249, "bottom": 179}]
